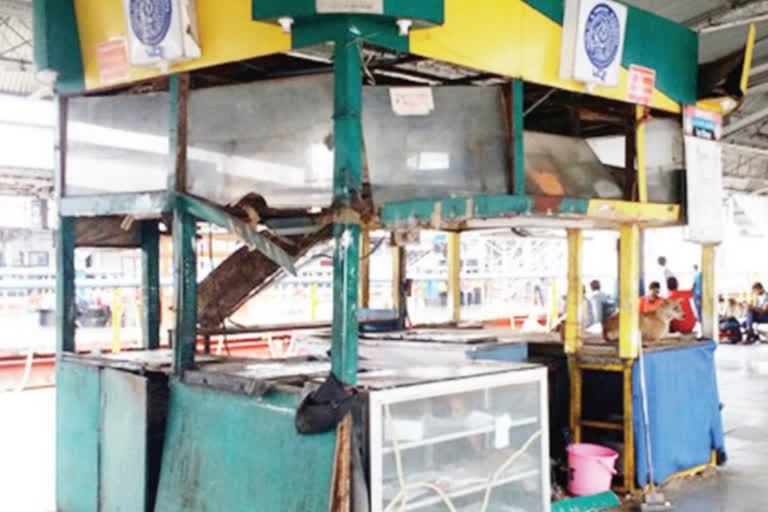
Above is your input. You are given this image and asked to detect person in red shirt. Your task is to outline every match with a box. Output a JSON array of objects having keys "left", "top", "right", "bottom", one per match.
[
  {"left": 666, "top": 277, "right": 696, "bottom": 333},
  {"left": 639, "top": 281, "right": 663, "bottom": 313}
]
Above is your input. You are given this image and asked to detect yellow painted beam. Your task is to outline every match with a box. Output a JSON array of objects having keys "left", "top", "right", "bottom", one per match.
[
  {"left": 360, "top": 230, "right": 370, "bottom": 308},
  {"left": 636, "top": 106, "right": 648, "bottom": 203},
  {"left": 447, "top": 232, "right": 461, "bottom": 323},
  {"left": 701, "top": 245, "right": 717, "bottom": 340},
  {"left": 73, "top": 0, "right": 290, "bottom": 90},
  {"left": 619, "top": 225, "right": 641, "bottom": 359},
  {"left": 586, "top": 200, "right": 680, "bottom": 224},
  {"left": 565, "top": 229, "right": 583, "bottom": 354}
]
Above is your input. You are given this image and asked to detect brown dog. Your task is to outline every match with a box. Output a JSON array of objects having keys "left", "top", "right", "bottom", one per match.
[{"left": 602, "top": 300, "right": 685, "bottom": 343}]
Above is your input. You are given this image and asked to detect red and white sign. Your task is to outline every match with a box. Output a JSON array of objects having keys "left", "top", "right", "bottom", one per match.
[
  {"left": 95, "top": 39, "right": 130, "bottom": 84},
  {"left": 683, "top": 105, "right": 723, "bottom": 141},
  {"left": 627, "top": 64, "right": 656, "bottom": 106}
]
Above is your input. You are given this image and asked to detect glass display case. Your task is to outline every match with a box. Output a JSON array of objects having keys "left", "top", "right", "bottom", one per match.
[{"left": 360, "top": 362, "right": 550, "bottom": 512}]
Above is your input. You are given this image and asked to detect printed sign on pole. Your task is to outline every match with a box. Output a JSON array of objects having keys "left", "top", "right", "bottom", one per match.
[
  {"left": 683, "top": 105, "right": 723, "bottom": 141},
  {"left": 684, "top": 136, "right": 724, "bottom": 245},
  {"left": 560, "top": 0, "right": 628, "bottom": 88}
]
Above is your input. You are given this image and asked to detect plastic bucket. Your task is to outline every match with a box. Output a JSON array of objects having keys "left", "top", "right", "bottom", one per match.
[{"left": 567, "top": 443, "right": 618, "bottom": 496}]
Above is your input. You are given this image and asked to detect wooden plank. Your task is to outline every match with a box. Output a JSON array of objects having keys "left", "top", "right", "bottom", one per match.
[
  {"left": 360, "top": 230, "right": 370, "bottom": 308},
  {"left": 701, "top": 245, "right": 716, "bottom": 339},
  {"left": 197, "top": 226, "right": 331, "bottom": 328},
  {"left": 75, "top": 216, "right": 142, "bottom": 247},
  {"left": 169, "top": 73, "right": 190, "bottom": 192}
]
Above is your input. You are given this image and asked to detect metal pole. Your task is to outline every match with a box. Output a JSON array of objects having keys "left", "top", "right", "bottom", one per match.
[
  {"left": 141, "top": 221, "right": 160, "bottom": 349},
  {"left": 330, "top": 35, "right": 363, "bottom": 385}
]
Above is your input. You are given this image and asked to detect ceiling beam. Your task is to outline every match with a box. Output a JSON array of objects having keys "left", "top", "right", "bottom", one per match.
[
  {"left": 724, "top": 104, "right": 768, "bottom": 135},
  {"left": 690, "top": 1, "right": 768, "bottom": 33},
  {"left": 0, "top": 1, "right": 31, "bottom": 23}
]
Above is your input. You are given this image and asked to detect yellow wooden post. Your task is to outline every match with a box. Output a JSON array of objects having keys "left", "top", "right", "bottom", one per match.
[
  {"left": 565, "top": 229, "right": 583, "bottom": 354},
  {"left": 636, "top": 105, "right": 648, "bottom": 203},
  {"left": 309, "top": 283, "right": 319, "bottom": 322},
  {"left": 360, "top": 230, "right": 370, "bottom": 308},
  {"left": 701, "top": 245, "right": 717, "bottom": 340},
  {"left": 619, "top": 225, "right": 641, "bottom": 359},
  {"left": 447, "top": 232, "right": 461, "bottom": 323},
  {"left": 391, "top": 245, "right": 404, "bottom": 313},
  {"left": 568, "top": 358, "right": 582, "bottom": 444},
  {"left": 622, "top": 363, "right": 636, "bottom": 492}
]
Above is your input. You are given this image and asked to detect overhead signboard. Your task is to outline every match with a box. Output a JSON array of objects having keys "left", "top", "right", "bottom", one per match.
[{"left": 560, "top": 0, "right": 628, "bottom": 88}]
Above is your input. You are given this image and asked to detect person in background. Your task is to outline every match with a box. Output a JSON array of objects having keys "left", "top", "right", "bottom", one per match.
[
  {"left": 658, "top": 256, "right": 675, "bottom": 294},
  {"left": 639, "top": 281, "right": 663, "bottom": 313},
  {"left": 744, "top": 282, "right": 768, "bottom": 344},
  {"left": 588, "top": 280, "right": 615, "bottom": 325},
  {"left": 667, "top": 276, "right": 695, "bottom": 334},
  {"left": 693, "top": 264, "right": 702, "bottom": 321}
]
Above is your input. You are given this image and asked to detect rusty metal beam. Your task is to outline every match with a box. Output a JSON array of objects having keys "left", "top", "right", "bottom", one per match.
[{"left": 197, "top": 226, "right": 332, "bottom": 328}]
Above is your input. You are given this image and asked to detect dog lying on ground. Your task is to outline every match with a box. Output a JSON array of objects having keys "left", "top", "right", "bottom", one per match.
[{"left": 602, "top": 299, "right": 685, "bottom": 343}]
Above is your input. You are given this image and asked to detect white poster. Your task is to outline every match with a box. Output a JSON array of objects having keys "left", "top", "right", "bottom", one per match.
[
  {"left": 316, "top": 0, "right": 383, "bottom": 14},
  {"left": 560, "top": 0, "right": 627, "bottom": 87},
  {"left": 684, "top": 136, "right": 724, "bottom": 245},
  {"left": 390, "top": 87, "right": 435, "bottom": 116},
  {"left": 123, "top": 0, "right": 201, "bottom": 68}
]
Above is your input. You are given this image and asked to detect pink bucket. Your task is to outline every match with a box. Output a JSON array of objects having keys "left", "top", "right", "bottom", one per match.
[{"left": 567, "top": 443, "right": 618, "bottom": 496}]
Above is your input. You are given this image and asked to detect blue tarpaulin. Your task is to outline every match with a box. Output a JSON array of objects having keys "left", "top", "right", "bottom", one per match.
[{"left": 632, "top": 341, "right": 726, "bottom": 487}]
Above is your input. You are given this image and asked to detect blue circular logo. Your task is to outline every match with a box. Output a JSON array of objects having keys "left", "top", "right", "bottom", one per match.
[
  {"left": 129, "top": 0, "right": 173, "bottom": 47},
  {"left": 584, "top": 3, "right": 621, "bottom": 71}
]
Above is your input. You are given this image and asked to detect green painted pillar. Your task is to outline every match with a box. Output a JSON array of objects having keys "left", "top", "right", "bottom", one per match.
[
  {"left": 56, "top": 216, "right": 76, "bottom": 356},
  {"left": 141, "top": 221, "right": 160, "bottom": 349},
  {"left": 330, "top": 33, "right": 363, "bottom": 385},
  {"left": 512, "top": 79, "right": 525, "bottom": 195},
  {"left": 173, "top": 210, "right": 197, "bottom": 372}
]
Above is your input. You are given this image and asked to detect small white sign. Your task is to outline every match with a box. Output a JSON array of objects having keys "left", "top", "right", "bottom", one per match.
[
  {"left": 122, "top": 0, "right": 201, "bottom": 68},
  {"left": 494, "top": 414, "right": 513, "bottom": 450},
  {"left": 389, "top": 87, "right": 435, "bottom": 116},
  {"left": 560, "top": 0, "right": 628, "bottom": 88},
  {"left": 316, "top": 0, "right": 383, "bottom": 14},
  {"left": 684, "top": 136, "right": 724, "bottom": 245}
]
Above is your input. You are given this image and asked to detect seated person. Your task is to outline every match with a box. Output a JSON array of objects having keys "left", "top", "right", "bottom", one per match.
[
  {"left": 745, "top": 282, "right": 768, "bottom": 343},
  {"left": 639, "top": 281, "right": 663, "bottom": 313},
  {"left": 667, "top": 277, "right": 695, "bottom": 334}
]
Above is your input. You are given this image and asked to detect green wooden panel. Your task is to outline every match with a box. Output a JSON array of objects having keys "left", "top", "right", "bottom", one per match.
[
  {"left": 56, "top": 217, "right": 76, "bottom": 355},
  {"left": 155, "top": 381, "right": 337, "bottom": 511},
  {"left": 524, "top": 0, "right": 698, "bottom": 105},
  {"left": 253, "top": 0, "right": 444, "bottom": 26},
  {"left": 512, "top": 79, "right": 526, "bottom": 195},
  {"left": 33, "top": 0, "right": 84, "bottom": 93},
  {"left": 380, "top": 194, "right": 592, "bottom": 228},
  {"left": 292, "top": 14, "right": 408, "bottom": 52},
  {"left": 622, "top": 7, "right": 698, "bottom": 106},
  {"left": 100, "top": 369, "right": 150, "bottom": 512},
  {"left": 56, "top": 360, "right": 100, "bottom": 512},
  {"left": 141, "top": 221, "right": 161, "bottom": 350}
]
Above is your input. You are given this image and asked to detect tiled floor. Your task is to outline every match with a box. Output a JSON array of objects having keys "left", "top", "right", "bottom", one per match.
[{"left": 2, "top": 344, "right": 768, "bottom": 511}]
